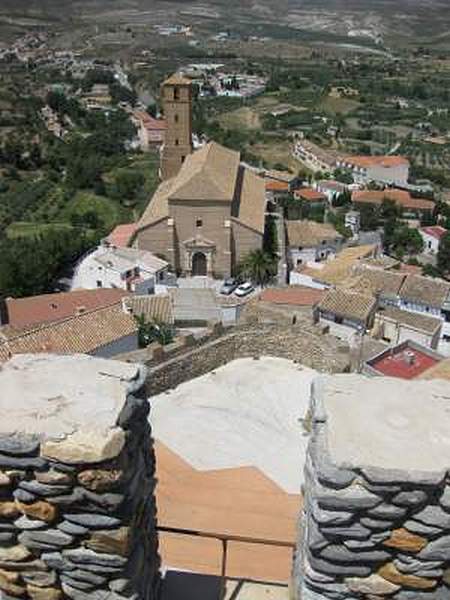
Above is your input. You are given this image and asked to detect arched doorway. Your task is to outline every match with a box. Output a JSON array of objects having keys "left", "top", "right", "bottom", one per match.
[{"left": 192, "top": 252, "right": 207, "bottom": 276}]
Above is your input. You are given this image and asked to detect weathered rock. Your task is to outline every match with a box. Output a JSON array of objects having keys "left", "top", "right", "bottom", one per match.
[
  {"left": 394, "top": 556, "right": 443, "bottom": 576},
  {"left": 19, "top": 529, "right": 74, "bottom": 548},
  {"left": 311, "top": 501, "right": 353, "bottom": 526},
  {"left": 317, "top": 484, "right": 382, "bottom": 511},
  {"left": 382, "top": 528, "right": 428, "bottom": 553},
  {"left": 35, "top": 470, "right": 72, "bottom": 486},
  {"left": 62, "top": 568, "right": 107, "bottom": 586},
  {"left": 0, "top": 545, "right": 31, "bottom": 563},
  {"left": 63, "top": 548, "right": 127, "bottom": 568},
  {"left": 19, "top": 480, "right": 71, "bottom": 497},
  {"left": 438, "top": 486, "right": 450, "bottom": 512},
  {"left": 85, "top": 527, "right": 130, "bottom": 556},
  {"left": 419, "top": 535, "right": 450, "bottom": 561},
  {"left": 0, "top": 502, "right": 19, "bottom": 519},
  {"left": 64, "top": 513, "right": 121, "bottom": 530},
  {"left": 83, "top": 490, "right": 124, "bottom": 512},
  {"left": 0, "top": 455, "right": 47, "bottom": 471},
  {"left": 0, "top": 570, "right": 20, "bottom": 584},
  {"left": 413, "top": 505, "right": 450, "bottom": 529},
  {"left": 27, "top": 584, "right": 63, "bottom": 600},
  {"left": 362, "top": 467, "right": 444, "bottom": 487},
  {"left": 41, "top": 428, "right": 126, "bottom": 465},
  {"left": 0, "top": 434, "right": 40, "bottom": 457},
  {"left": 77, "top": 470, "right": 122, "bottom": 493},
  {"left": 392, "top": 490, "right": 429, "bottom": 507},
  {"left": 15, "top": 515, "right": 47, "bottom": 531},
  {"left": 40, "top": 552, "right": 75, "bottom": 572},
  {"left": 0, "top": 532, "right": 15, "bottom": 543},
  {"left": 46, "top": 487, "right": 85, "bottom": 506},
  {"left": 0, "top": 569, "right": 27, "bottom": 597},
  {"left": 57, "top": 520, "right": 89, "bottom": 536},
  {"left": 60, "top": 574, "right": 98, "bottom": 591},
  {"left": 0, "top": 560, "right": 47, "bottom": 573},
  {"left": 0, "top": 473, "right": 11, "bottom": 487},
  {"left": 308, "top": 520, "right": 329, "bottom": 552},
  {"left": 0, "top": 522, "right": 15, "bottom": 532},
  {"left": 378, "top": 562, "right": 437, "bottom": 590},
  {"left": 61, "top": 582, "right": 115, "bottom": 600},
  {"left": 321, "top": 523, "right": 372, "bottom": 540},
  {"left": 403, "top": 519, "right": 442, "bottom": 536},
  {"left": 307, "top": 552, "right": 372, "bottom": 577},
  {"left": 16, "top": 500, "right": 58, "bottom": 523},
  {"left": 318, "top": 545, "right": 390, "bottom": 564},
  {"left": 13, "top": 488, "right": 36, "bottom": 503},
  {"left": 345, "top": 573, "right": 400, "bottom": 595},
  {"left": 22, "top": 570, "right": 57, "bottom": 587},
  {"left": 360, "top": 517, "right": 394, "bottom": 531},
  {"left": 368, "top": 503, "right": 407, "bottom": 520}
]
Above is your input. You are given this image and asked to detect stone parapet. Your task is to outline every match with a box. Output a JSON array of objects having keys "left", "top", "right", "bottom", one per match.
[
  {"left": 296, "top": 374, "right": 450, "bottom": 600},
  {"left": 0, "top": 354, "right": 160, "bottom": 600}
]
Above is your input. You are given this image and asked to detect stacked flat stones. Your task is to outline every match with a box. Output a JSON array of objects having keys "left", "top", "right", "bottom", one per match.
[
  {"left": 0, "top": 375, "right": 159, "bottom": 599},
  {"left": 297, "top": 385, "right": 450, "bottom": 600}
]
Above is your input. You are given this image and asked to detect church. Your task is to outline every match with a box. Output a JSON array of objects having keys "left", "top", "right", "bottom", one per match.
[{"left": 132, "top": 74, "right": 267, "bottom": 278}]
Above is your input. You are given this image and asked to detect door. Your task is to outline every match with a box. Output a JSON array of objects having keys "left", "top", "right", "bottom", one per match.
[{"left": 192, "top": 252, "right": 207, "bottom": 276}]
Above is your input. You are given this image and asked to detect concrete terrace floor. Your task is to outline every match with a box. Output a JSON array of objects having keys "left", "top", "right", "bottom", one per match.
[{"left": 150, "top": 357, "right": 315, "bottom": 583}]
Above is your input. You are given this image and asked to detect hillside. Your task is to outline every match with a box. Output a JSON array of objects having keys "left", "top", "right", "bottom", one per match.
[{"left": 1, "top": 0, "right": 449, "bottom": 49}]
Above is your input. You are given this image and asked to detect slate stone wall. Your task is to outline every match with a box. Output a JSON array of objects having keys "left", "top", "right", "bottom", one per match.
[
  {"left": 0, "top": 376, "right": 159, "bottom": 599},
  {"left": 145, "top": 323, "right": 350, "bottom": 396},
  {"left": 295, "top": 385, "right": 450, "bottom": 600}
]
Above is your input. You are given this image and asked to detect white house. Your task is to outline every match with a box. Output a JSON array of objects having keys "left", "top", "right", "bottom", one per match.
[
  {"left": 336, "top": 155, "right": 410, "bottom": 187},
  {"left": 315, "top": 180, "right": 347, "bottom": 205},
  {"left": 419, "top": 225, "right": 447, "bottom": 255},
  {"left": 345, "top": 211, "right": 361, "bottom": 238},
  {"left": 72, "top": 245, "right": 170, "bottom": 294},
  {"left": 286, "top": 220, "right": 343, "bottom": 268}
]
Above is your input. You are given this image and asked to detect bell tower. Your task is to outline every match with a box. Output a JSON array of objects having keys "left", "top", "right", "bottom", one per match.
[{"left": 160, "top": 73, "right": 193, "bottom": 180}]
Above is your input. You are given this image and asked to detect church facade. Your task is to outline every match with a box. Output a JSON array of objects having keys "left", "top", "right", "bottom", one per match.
[{"left": 132, "top": 74, "right": 267, "bottom": 278}]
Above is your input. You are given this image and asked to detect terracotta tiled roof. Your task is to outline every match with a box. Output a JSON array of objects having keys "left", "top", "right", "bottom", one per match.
[
  {"left": 260, "top": 286, "right": 326, "bottom": 307},
  {"left": 319, "top": 288, "right": 376, "bottom": 323},
  {"left": 134, "top": 111, "right": 167, "bottom": 131},
  {"left": 5, "top": 289, "right": 130, "bottom": 330},
  {"left": 265, "top": 179, "right": 289, "bottom": 192},
  {"left": 399, "top": 274, "right": 450, "bottom": 309},
  {"left": 163, "top": 73, "right": 192, "bottom": 86},
  {"left": 136, "top": 142, "right": 266, "bottom": 234},
  {"left": 348, "top": 266, "right": 406, "bottom": 298},
  {"left": 107, "top": 223, "right": 137, "bottom": 248},
  {"left": 344, "top": 155, "right": 410, "bottom": 169},
  {"left": 306, "top": 245, "right": 377, "bottom": 286},
  {"left": 123, "top": 295, "right": 174, "bottom": 324},
  {"left": 295, "top": 188, "right": 327, "bottom": 202},
  {"left": 0, "top": 303, "right": 137, "bottom": 363},
  {"left": 420, "top": 226, "right": 448, "bottom": 240},
  {"left": 376, "top": 306, "right": 442, "bottom": 335},
  {"left": 286, "top": 220, "right": 342, "bottom": 248},
  {"left": 352, "top": 189, "right": 434, "bottom": 211}
]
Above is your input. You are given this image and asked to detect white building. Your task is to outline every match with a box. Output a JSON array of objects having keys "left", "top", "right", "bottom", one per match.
[
  {"left": 419, "top": 226, "right": 447, "bottom": 255},
  {"left": 286, "top": 220, "right": 343, "bottom": 268},
  {"left": 315, "top": 180, "right": 347, "bottom": 205},
  {"left": 336, "top": 155, "right": 410, "bottom": 186},
  {"left": 72, "top": 245, "right": 170, "bottom": 294},
  {"left": 345, "top": 211, "right": 361, "bottom": 237}
]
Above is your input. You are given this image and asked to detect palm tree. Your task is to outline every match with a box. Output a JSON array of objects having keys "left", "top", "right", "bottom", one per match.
[{"left": 239, "top": 249, "right": 277, "bottom": 287}]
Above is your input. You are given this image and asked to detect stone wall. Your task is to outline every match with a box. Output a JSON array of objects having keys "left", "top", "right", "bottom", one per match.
[
  {"left": 145, "top": 322, "right": 350, "bottom": 396},
  {"left": 0, "top": 354, "right": 160, "bottom": 600},
  {"left": 295, "top": 374, "right": 450, "bottom": 600}
]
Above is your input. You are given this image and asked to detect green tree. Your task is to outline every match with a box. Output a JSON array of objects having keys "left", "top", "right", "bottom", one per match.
[
  {"left": 438, "top": 232, "right": 450, "bottom": 275},
  {"left": 135, "top": 315, "right": 174, "bottom": 348},
  {"left": 114, "top": 171, "right": 145, "bottom": 202},
  {"left": 238, "top": 249, "right": 277, "bottom": 286}
]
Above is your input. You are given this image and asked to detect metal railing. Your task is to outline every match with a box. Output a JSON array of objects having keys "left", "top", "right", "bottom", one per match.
[{"left": 157, "top": 525, "right": 295, "bottom": 600}]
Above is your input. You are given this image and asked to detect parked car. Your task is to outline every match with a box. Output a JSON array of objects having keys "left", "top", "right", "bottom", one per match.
[
  {"left": 220, "top": 277, "right": 239, "bottom": 295},
  {"left": 235, "top": 282, "right": 254, "bottom": 297}
]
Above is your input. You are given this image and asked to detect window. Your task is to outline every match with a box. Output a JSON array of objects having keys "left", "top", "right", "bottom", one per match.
[
  {"left": 174, "top": 87, "right": 180, "bottom": 101},
  {"left": 181, "top": 155, "right": 186, "bottom": 163},
  {"left": 96, "top": 280, "right": 103, "bottom": 288},
  {"left": 175, "top": 139, "right": 179, "bottom": 146},
  {"left": 174, "top": 114, "right": 179, "bottom": 123},
  {"left": 298, "top": 246, "right": 303, "bottom": 251},
  {"left": 196, "top": 219, "right": 203, "bottom": 228}
]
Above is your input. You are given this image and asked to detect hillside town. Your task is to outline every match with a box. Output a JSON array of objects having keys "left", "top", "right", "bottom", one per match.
[{"left": 1, "top": 3, "right": 450, "bottom": 599}]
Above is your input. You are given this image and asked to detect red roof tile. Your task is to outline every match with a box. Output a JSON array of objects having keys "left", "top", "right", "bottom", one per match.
[
  {"left": 107, "top": 223, "right": 137, "bottom": 248},
  {"left": 265, "top": 180, "right": 289, "bottom": 192},
  {"left": 5, "top": 289, "right": 130, "bottom": 330},
  {"left": 352, "top": 189, "right": 434, "bottom": 211},
  {"left": 260, "top": 286, "right": 326, "bottom": 307},
  {"left": 344, "top": 155, "right": 410, "bottom": 169},
  {"left": 420, "top": 226, "right": 448, "bottom": 240},
  {"left": 295, "top": 188, "right": 327, "bottom": 202},
  {"left": 369, "top": 345, "right": 441, "bottom": 380}
]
